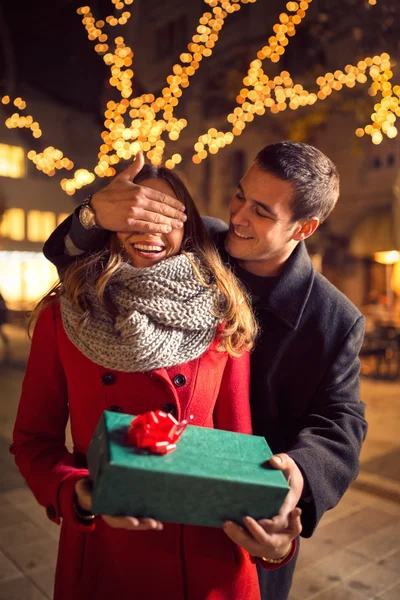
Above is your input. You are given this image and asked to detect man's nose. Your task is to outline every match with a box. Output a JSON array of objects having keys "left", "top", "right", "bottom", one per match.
[{"left": 230, "top": 202, "right": 249, "bottom": 226}]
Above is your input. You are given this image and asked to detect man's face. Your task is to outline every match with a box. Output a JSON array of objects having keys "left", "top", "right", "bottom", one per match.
[{"left": 225, "top": 164, "right": 306, "bottom": 276}]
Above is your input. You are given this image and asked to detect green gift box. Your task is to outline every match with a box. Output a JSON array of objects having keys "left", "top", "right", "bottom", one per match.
[{"left": 87, "top": 411, "right": 289, "bottom": 528}]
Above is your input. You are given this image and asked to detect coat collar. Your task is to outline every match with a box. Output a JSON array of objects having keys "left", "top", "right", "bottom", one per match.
[
  {"left": 263, "top": 241, "right": 315, "bottom": 329},
  {"left": 215, "top": 233, "right": 315, "bottom": 331}
]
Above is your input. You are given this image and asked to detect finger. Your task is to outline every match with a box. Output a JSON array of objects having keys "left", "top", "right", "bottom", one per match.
[
  {"left": 156, "top": 190, "right": 186, "bottom": 213},
  {"left": 124, "top": 218, "right": 181, "bottom": 235},
  {"left": 223, "top": 521, "right": 261, "bottom": 556},
  {"left": 136, "top": 196, "right": 187, "bottom": 221},
  {"left": 244, "top": 517, "right": 293, "bottom": 552},
  {"left": 135, "top": 187, "right": 186, "bottom": 214},
  {"left": 130, "top": 206, "right": 185, "bottom": 228},
  {"left": 115, "top": 152, "right": 145, "bottom": 182},
  {"left": 243, "top": 516, "right": 271, "bottom": 545},
  {"left": 75, "top": 478, "right": 93, "bottom": 511},
  {"left": 75, "top": 478, "right": 92, "bottom": 496},
  {"left": 122, "top": 520, "right": 162, "bottom": 531},
  {"left": 269, "top": 454, "right": 291, "bottom": 476},
  {"left": 269, "top": 454, "right": 301, "bottom": 488},
  {"left": 114, "top": 182, "right": 186, "bottom": 215},
  {"left": 288, "top": 508, "right": 302, "bottom": 537},
  {"left": 136, "top": 518, "right": 163, "bottom": 530},
  {"left": 279, "top": 493, "right": 296, "bottom": 518},
  {"left": 256, "top": 518, "right": 275, "bottom": 535},
  {"left": 120, "top": 209, "right": 185, "bottom": 233},
  {"left": 102, "top": 515, "right": 140, "bottom": 529},
  {"left": 269, "top": 454, "right": 304, "bottom": 517},
  {"left": 279, "top": 482, "right": 303, "bottom": 518},
  {"left": 223, "top": 521, "right": 256, "bottom": 550},
  {"left": 258, "top": 506, "right": 302, "bottom": 536},
  {"left": 259, "top": 514, "right": 288, "bottom": 534},
  {"left": 290, "top": 507, "right": 302, "bottom": 520}
]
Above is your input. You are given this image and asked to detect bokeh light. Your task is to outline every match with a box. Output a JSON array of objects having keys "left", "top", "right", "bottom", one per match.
[{"left": 0, "top": 0, "right": 397, "bottom": 192}]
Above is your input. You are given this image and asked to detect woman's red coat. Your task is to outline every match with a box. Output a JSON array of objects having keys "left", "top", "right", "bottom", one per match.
[{"left": 11, "top": 304, "right": 261, "bottom": 600}]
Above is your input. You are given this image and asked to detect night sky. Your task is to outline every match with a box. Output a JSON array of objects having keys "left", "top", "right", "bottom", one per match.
[
  {"left": 1, "top": 0, "right": 400, "bottom": 115},
  {"left": 1, "top": 0, "right": 108, "bottom": 113}
]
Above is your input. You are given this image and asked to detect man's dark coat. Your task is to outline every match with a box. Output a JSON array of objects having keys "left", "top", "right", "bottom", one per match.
[{"left": 44, "top": 215, "right": 367, "bottom": 600}]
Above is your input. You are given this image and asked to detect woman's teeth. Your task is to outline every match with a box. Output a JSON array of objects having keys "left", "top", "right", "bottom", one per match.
[{"left": 133, "top": 243, "right": 165, "bottom": 253}]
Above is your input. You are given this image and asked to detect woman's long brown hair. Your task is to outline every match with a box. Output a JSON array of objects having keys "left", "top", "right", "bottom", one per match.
[{"left": 29, "top": 165, "right": 258, "bottom": 356}]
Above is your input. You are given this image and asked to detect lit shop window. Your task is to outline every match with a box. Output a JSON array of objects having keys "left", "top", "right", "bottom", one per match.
[
  {"left": 27, "top": 210, "right": 56, "bottom": 243},
  {"left": 0, "top": 208, "right": 25, "bottom": 241},
  {"left": 0, "top": 143, "right": 26, "bottom": 178},
  {"left": 0, "top": 251, "right": 58, "bottom": 311}
]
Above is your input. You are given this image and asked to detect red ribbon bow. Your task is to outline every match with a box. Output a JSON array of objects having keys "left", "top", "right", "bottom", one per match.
[{"left": 126, "top": 410, "right": 191, "bottom": 455}]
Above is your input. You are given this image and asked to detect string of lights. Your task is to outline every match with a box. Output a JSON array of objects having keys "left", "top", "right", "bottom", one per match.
[
  {"left": 193, "top": 52, "right": 399, "bottom": 163},
  {"left": 0, "top": 0, "right": 397, "bottom": 195}
]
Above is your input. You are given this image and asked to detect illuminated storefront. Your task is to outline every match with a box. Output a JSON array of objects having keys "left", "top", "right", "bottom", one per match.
[
  {"left": 0, "top": 251, "right": 58, "bottom": 311},
  {"left": 0, "top": 208, "right": 25, "bottom": 240},
  {"left": 0, "top": 208, "right": 70, "bottom": 311},
  {"left": 0, "top": 143, "right": 25, "bottom": 179}
]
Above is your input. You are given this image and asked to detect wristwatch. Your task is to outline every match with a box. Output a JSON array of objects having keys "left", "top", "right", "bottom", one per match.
[{"left": 79, "top": 194, "right": 98, "bottom": 230}]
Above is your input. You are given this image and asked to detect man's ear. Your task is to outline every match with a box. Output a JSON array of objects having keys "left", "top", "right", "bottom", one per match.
[{"left": 292, "top": 217, "right": 320, "bottom": 241}]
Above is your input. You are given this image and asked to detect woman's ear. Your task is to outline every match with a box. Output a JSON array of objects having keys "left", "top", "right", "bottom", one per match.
[{"left": 292, "top": 217, "right": 319, "bottom": 241}]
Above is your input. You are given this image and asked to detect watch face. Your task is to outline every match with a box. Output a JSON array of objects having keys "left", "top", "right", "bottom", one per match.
[{"left": 80, "top": 205, "right": 96, "bottom": 229}]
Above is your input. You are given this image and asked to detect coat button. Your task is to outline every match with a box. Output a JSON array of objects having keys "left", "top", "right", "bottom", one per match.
[
  {"left": 101, "top": 373, "right": 115, "bottom": 386},
  {"left": 162, "top": 404, "right": 178, "bottom": 418},
  {"left": 173, "top": 374, "right": 186, "bottom": 387},
  {"left": 46, "top": 505, "right": 57, "bottom": 519},
  {"left": 109, "top": 405, "right": 123, "bottom": 413}
]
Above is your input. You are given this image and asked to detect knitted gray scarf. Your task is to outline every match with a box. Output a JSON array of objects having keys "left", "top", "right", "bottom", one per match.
[{"left": 60, "top": 253, "right": 221, "bottom": 372}]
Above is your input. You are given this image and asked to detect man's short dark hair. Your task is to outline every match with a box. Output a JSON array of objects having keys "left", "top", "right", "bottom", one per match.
[{"left": 255, "top": 141, "right": 340, "bottom": 224}]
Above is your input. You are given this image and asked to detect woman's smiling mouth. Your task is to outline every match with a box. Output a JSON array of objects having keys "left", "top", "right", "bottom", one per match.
[
  {"left": 133, "top": 243, "right": 166, "bottom": 253},
  {"left": 130, "top": 242, "right": 167, "bottom": 259}
]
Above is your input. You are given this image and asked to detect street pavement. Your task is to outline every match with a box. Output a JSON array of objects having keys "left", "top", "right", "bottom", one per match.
[{"left": 0, "top": 324, "right": 399, "bottom": 600}]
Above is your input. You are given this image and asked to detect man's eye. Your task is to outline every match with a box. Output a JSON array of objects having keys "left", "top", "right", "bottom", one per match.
[
  {"left": 236, "top": 193, "right": 244, "bottom": 201},
  {"left": 255, "top": 208, "right": 271, "bottom": 219}
]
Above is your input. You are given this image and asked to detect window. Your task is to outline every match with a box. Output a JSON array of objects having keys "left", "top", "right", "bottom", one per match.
[
  {"left": 27, "top": 210, "right": 56, "bottom": 243},
  {"left": 0, "top": 208, "right": 25, "bottom": 241},
  {"left": 0, "top": 143, "right": 26, "bottom": 178},
  {"left": 371, "top": 153, "right": 396, "bottom": 169},
  {"left": 0, "top": 251, "right": 58, "bottom": 311},
  {"left": 372, "top": 157, "right": 382, "bottom": 169},
  {"left": 387, "top": 153, "right": 396, "bottom": 167}
]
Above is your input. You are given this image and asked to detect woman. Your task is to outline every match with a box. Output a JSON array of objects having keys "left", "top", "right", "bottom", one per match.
[{"left": 12, "top": 165, "right": 274, "bottom": 600}]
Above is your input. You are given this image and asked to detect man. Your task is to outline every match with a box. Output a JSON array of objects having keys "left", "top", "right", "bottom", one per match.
[{"left": 43, "top": 142, "right": 367, "bottom": 600}]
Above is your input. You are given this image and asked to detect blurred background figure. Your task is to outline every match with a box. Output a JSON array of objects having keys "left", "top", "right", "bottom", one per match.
[{"left": 0, "top": 289, "right": 10, "bottom": 364}]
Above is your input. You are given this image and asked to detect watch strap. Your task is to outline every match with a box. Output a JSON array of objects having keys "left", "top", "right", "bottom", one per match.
[
  {"left": 82, "top": 193, "right": 93, "bottom": 207},
  {"left": 79, "top": 194, "right": 99, "bottom": 229}
]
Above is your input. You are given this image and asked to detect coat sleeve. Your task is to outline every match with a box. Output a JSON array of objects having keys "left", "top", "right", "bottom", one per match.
[
  {"left": 42, "top": 207, "right": 109, "bottom": 277},
  {"left": 42, "top": 210, "right": 224, "bottom": 279},
  {"left": 10, "top": 304, "right": 94, "bottom": 531},
  {"left": 288, "top": 315, "right": 367, "bottom": 538},
  {"left": 213, "top": 351, "right": 253, "bottom": 434}
]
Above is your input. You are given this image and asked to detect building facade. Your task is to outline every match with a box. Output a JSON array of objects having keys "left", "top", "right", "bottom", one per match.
[
  {"left": 1, "top": 0, "right": 399, "bottom": 313},
  {"left": 127, "top": 0, "right": 400, "bottom": 309},
  {"left": 0, "top": 86, "right": 101, "bottom": 312}
]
